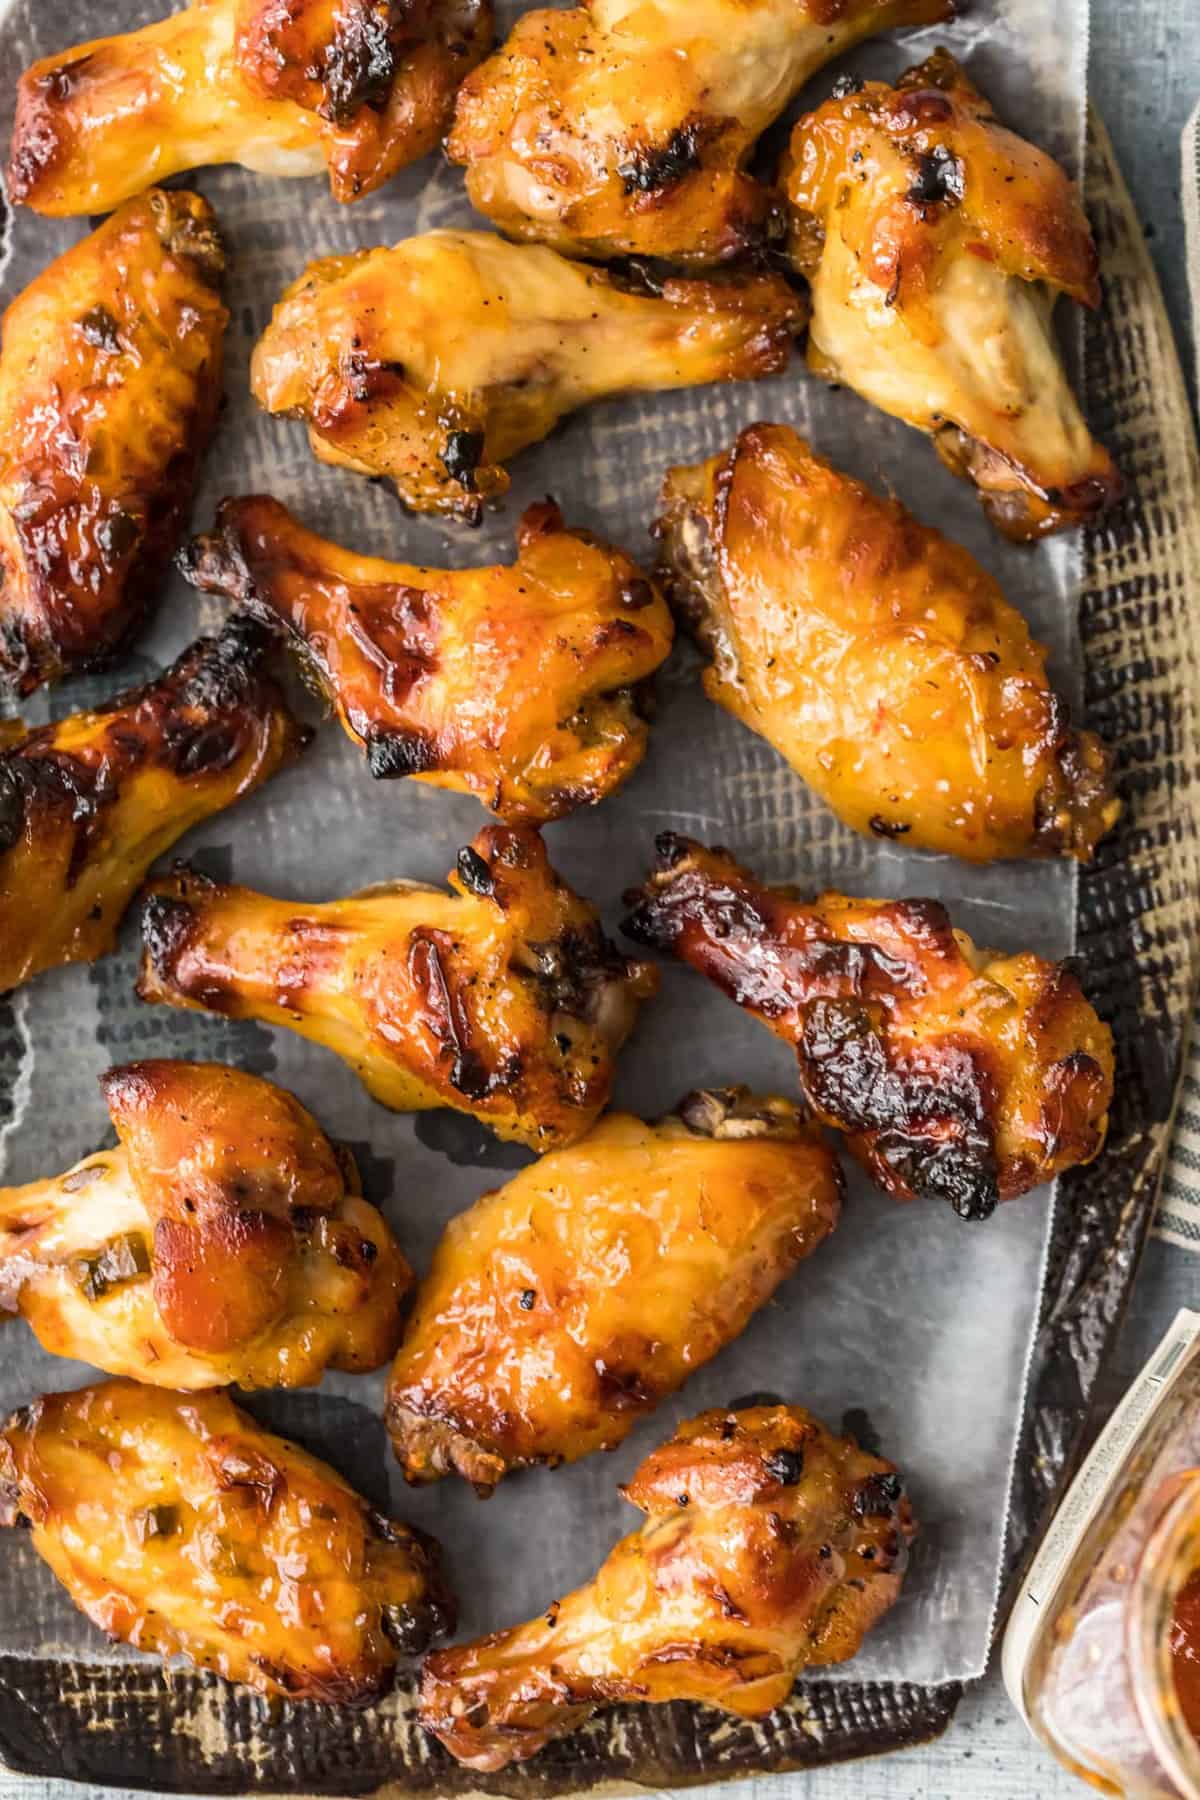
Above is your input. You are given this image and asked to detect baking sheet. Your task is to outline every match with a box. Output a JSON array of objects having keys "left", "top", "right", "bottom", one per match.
[{"left": 0, "top": 0, "right": 1089, "bottom": 1687}]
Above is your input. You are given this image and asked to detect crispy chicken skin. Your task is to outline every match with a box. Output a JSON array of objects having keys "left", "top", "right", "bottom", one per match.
[
  {"left": 783, "top": 51, "right": 1121, "bottom": 540},
  {"left": 181, "top": 494, "right": 674, "bottom": 824},
  {"left": 448, "top": 0, "right": 951, "bottom": 268},
  {"left": 0, "top": 1380, "right": 454, "bottom": 1701},
  {"left": 421, "top": 1403, "right": 914, "bottom": 1769},
  {"left": 250, "top": 230, "right": 806, "bottom": 521},
  {"left": 0, "top": 1061, "right": 411, "bottom": 1390},
  {"left": 657, "top": 424, "right": 1120, "bottom": 862},
  {"left": 623, "top": 836, "right": 1114, "bottom": 1218},
  {"left": 7, "top": 0, "right": 492, "bottom": 215},
  {"left": 387, "top": 1089, "right": 841, "bottom": 1492},
  {"left": 0, "top": 191, "right": 227, "bottom": 695},
  {"left": 138, "top": 827, "right": 659, "bottom": 1151},
  {"left": 0, "top": 619, "right": 306, "bottom": 995}
]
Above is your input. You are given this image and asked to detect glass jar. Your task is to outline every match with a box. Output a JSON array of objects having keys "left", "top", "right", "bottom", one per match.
[{"left": 1004, "top": 1309, "right": 1200, "bottom": 1797}]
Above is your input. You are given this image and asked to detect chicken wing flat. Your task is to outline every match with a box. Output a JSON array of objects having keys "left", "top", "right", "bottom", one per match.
[
  {"left": 0, "top": 1061, "right": 411, "bottom": 1390},
  {"left": 447, "top": 0, "right": 951, "bottom": 268},
  {"left": 387, "top": 1088, "right": 841, "bottom": 1492},
  {"left": 657, "top": 423, "right": 1119, "bottom": 862},
  {"left": 623, "top": 836, "right": 1113, "bottom": 1218},
  {"left": 138, "top": 826, "right": 658, "bottom": 1151},
  {"left": 0, "top": 190, "right": 226, "bottom": 694},
  {"left": 250, "top": 230, "right": 806, "bottom": 521},
  {"left": 0, "top": 619, "right": 306, "bottom": 995},
  {"left": 0, "top": 1380, "right": 453, "bottom": 1701},
  {"left": 421, "top": 1402, "right": 914, "bottom": 1769},
  {"left": 783, "top": 50, "right": 1121, "bottom": 540},
  {"left": 181, "top": 495, "right": 674, "bottom": 824},
  {"left": 8, "top": 0, "right": 492, "bottom": 215}
]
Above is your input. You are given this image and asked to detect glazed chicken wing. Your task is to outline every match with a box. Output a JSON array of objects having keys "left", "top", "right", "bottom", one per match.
[
  {"left": 8, "top": 0, "right": 492, "bottom": 215},
  {"left": 448, "top": 0, "right": 951, "bottom": 268},
  {"left": 657, "top": 423, "right": 1119, "bottom": 861},
  {"left": 138, "top": 826, "right": 658, "bottom": 1151},
  {"left": 0, "top": 1380, "right": 453, "bottom": 1701},
  {"left": 0, "top": 190, "right": 226, "bottom": 694},
  {"left": 623, "top": 836, "right": 1113, "bottom": 1218},
  {"left": 783, "top": 51, "right": 1121, "bottom": 539},
  {"left": 250, "top": 230, "right": 806, "bottom": 521},
  {"left": 0, "top": 1061, "right": 410, "bottom": 1390},
  {"left": 0, "top": 619, "right": 306, "bottom": 995},
  {"left": 181, "top": 494, "right": 674, "bottom": 823},
  {"left": 421, "top": 1403, "right": 914, "bottom": 1769},
  {"left": 387, "top": 1088, "right": 841, "bottom": 1492}
]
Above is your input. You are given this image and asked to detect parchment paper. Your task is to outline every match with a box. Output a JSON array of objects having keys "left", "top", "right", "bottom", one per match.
[{"left": 0, "top": 0, "right": 1090, "bottom": 1685}]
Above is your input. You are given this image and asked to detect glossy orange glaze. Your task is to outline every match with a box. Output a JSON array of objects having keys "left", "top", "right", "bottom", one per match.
[
  {"left": 0, "top": 191, "right": 226, "bottom": 693},
  {"left": 657, "top": 423, "right": 1119, "bottom": 862},
  {"left": 388, "top": 1090, "right": 841, "bottom": 1490},
  {"left": 182, "top": 495, "right": 674, "bottom": 823},
  {"left": 0, "top": 619, "right": 307, "bottom": 994},
  {"left": 783, "top": 50, "right": 1121, "bottom": 539},
  {"left": 421, "top": 1403, "right": 915, "bottom": 1770},
  {"left": 1170, "top": 1569, "right": 1200, "bottom": 1741},
  {"left": 0, "top": 1381, "right": 454, "bottom": 1700},
  {"left": 448, "top": 0, "right": 951, "bottom": 266},
  {"left": 250, "top": 230, "right": 806, "bottom": 519},
  {"left": 138, "top": 826, "right": 658, "bottom": 1151},
  {"left": 624, "top": 835, "right": 1114, "bottom": 1217}
]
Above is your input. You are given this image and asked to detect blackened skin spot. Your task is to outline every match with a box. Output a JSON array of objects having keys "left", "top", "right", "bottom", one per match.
[
  {"left": 140, "top": 893, "right": 198, "bottom": 976},
  {"left": 0, "top": 763, "right": 29, "bottom": 859},
  {"left": 869, "top": 815, "right": 912, "bottom": 839},
  {"left": 456, "top": 845, "right": 495, "bottom": 898},
  {"left": 618, "top": 124, "right": 702, "bottom": 195},
  {"left": 96, "top": 510, "right": 140, "bottom": 563},
  {"left": 77, "top": 304, "right": 122, "bottom": 352},
  {"left": 413, "top": 1111, "right": 532, "bottom": 1171},
  {"left": 163, "top": 723, "right": 239, "bottom": 778},
  {"left": 907, "top": 146, "right": 966, "bottom": 208},
  {"left": 518, "top": 1288, "right": 536, "bottom": 1310},
  {"left": 831, "top": 72, "right": 865, "bottom": 98},
  {"left": 764, "top": 1447, "right": 805, "bottom": 1486},
  {"left": 853, "top": 1471, "right": 904, "bottom": 1518},
  {"left": 322, "top": 6, "right": 397, "bottom": 123},
  {"left": 365, "top": 725, "right": 440, "bottom": 778},
  {"left": 441, "top": 430, "right": 485, "bottom": 491},
  {"left": 619, "top": 579, "right": 655, "bottom": 611},
  {"left": 841, "top": 1407, "right": 882, "bottom": 1456}
]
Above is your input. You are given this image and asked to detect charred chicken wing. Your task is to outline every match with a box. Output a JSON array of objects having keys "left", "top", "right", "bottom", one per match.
[
  {"left": 0, "top": 619, "right": 306, "bottom": 995},
  {"left": 181, "top": 494, "right": 674, "bottom": 824},
  {"left": 448, "top": 0, "right": 951, "bottom": 268},
  {"left": 387, "top": 1088, "right": 841, "bottom": 1491},
  {"left": 421, "top": 1403, "right": 914, "bottom": 1769},
  {"left": 138, "top": 826, "right": 658, "bottom": 1151},
  {"left": 783, "top": 51, "right": 1121, "bottom": 539},
  {"left": 0, "top": 1380, "right": 453, "bottom": 1701},
  {"left": 657, "top": 423, "right": 1119, "bottom": 861},
  {"left": 250, "top": 230, "right": 806, "bottom": 521},
  {"left": 8, "top": 0, "right": 492, "bottom": 215},
  {"left": 0, "top": 190, "right": 226, "bottom": 694},
  {"left": 624, "top": 836, "right": 1113, "bottom": 1218},
  {"left": 0, "top": 1060, "right": 411, "bottom": 1389}
]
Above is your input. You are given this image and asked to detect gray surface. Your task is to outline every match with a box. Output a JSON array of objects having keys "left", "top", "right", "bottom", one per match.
[{"left": 0, "top": 0, "right": 1196, "bottom": 1794}]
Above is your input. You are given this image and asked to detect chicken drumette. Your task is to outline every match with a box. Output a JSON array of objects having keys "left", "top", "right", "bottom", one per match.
[
  {"left": 783, "top": 50, "right": 1121, "bottom": 539},
  {"left": 8, "top": 0, "right": 492, "bottom": 215},
  {"left": 138, "top": 826, "right": 658, "bottom": 1151},
  {"left": 448, "top": 0, "right": 951, "bottom": 267},
  {"left": 0, "top": 618, "right": 306, "bottom": 994},
  {"left": 387, "top": 1088, "right": 841, "bottom": 1491},
  {"left": 624, "top": 836, "right": 1114, "bottom": 1218},
  {"left": 656, "top": 423, "right": 1119, "bottom": 861},
  {"left": 181, "top": 494, "right": 674, "bottom": 824},
  {"left": 0, "top": 1061, "right": 411, "bottom": 1390},
  {"left": 421, "top": 1403, "right": 914, "bottom": 1769},
  {"left": 0, "top": 190, "right": 226, "bottom": 694},
  {"left": 250, "top": 230, "right": 806, "bottom": 521},
  {"left": 0, "top": 1380, "right": 453, "bottom": 1701}
]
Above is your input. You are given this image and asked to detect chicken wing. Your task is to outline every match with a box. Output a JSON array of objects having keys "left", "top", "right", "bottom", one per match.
[
  {"left": 387, "top": 1088, "right": 841, "bottom": 1492},
  {"left": 181, "top": 495, "right": 674, "bottom": 824},
  {"left": 138, "top": 826, "right": 658, "bottom": 1151},
  {"left": 448, "top": 0, "right": 951, "bottom": 268},
  {"left": 421, "top": 1402, "right": 914, "bottom": 1769},
  {"left": 250, "top": 230, "right": 806, "bottom": 521},
  {"left": 0, "top": 190, "right": 227, "bottom": 694},
  {"left": 0, "top": 618, "right": 307, "bottom": 995},
  {"left": 783, "top": 51, "right": 1121, "bottom": 539},
  {"left": 0, "top": 1380, "right": 453, "bottom": 1701},
  {"left": 623, "top": 836, "right": 1113, "bottom": 1218},
  {"left": 0, "top": 1060, "right": 411, "bottom": 1390},
  {"left": 656, "top": 423, "right": 1119, "bottom": 861},
  {"left": 8, "top": 0, "right": 492, "bottom": 215}
]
